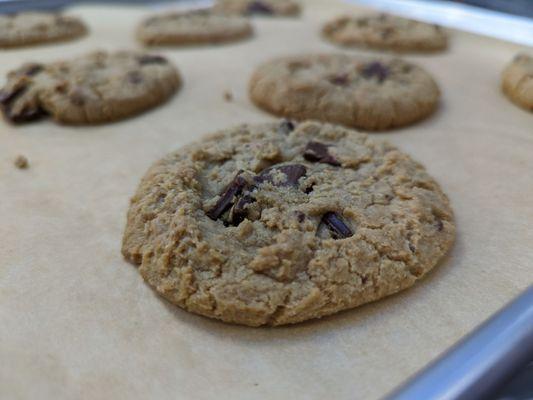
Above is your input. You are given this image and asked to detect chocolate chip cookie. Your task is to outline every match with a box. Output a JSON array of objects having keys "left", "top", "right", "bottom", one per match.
[
  {"left": 249, "top": 54, "right": 440, "bottom": 130},
  {"left": 323, "top": 14, "right": 447, "bottom": 53},
  {"left": 214, "top": 0, "right": 300, "bottom": 17},
  {"left": 137, "top": 10, "right": 253, "bottom": 46},
  {"left": 0, "top": 12, "right": 87, "bottom": 48},
  {"left": 122, "top": 120, "right": 455, "bottom": 326},
  {"left": 501, "top": 53, "right": 533, "bottom": 112},
  {"left": 0, "top": 51, "right": 180, "bottom": 124}
]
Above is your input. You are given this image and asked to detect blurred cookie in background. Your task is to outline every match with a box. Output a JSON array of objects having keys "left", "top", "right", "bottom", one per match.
[
  {"left": 137, "top": 9, "right": 253, "bottom": 46},
  {"left": 501, "top": 53, "right": 533, "bottom": 112},
  {"left": 214, "top": 0, "right": 300, "bottom": 17},
  {"left": 0, "top": 12, "right": 87, "bottom": 48},
  {"left": 323, "top": 14, "right": 447, "bottom": 53}
]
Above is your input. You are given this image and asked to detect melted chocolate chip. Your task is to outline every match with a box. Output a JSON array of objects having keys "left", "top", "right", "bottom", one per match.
[
  {"left": 228, "top": 194, "right": 255, "bottom": 226},
  {"left": 247, "top": 1, "right": 274, "bottom": 15},
  {"left": 328, "top": 74, "right": 349, "bottom": 86},
  {"left": 436, "top": 219, "right": 444, "bottom": 231},
  {"left": 361, "top": 61, "right": 389, "bottom": 83},
  {"left": 304, "top": 183, "right": 314, "bottom": 194},
  {"left": 278, "top": 119, "right": 295, "bottom": 135},
  {"left": 296, "top": 212, "right": 305, "bottom": 223},
  {"left": 206, "top": 172, "right": 248, "bottom": 221},
  {"left": 409, "top": 243, "right": 416, "bottom": 253},
  {"left": 138, "top": 55, "right": 168, "bottom": 65},
  {"left": 303, "top": 141, "right": 340, "bottom": 166},
  {"left": 255, "top": 164, "right": 307, "bottom": 187},
  {"left": 321, "top": 212, "right": 353, "bottom": 239}
]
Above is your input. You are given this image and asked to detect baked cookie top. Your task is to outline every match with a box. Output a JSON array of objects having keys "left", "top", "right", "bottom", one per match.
[
  {"left": 214, "top": 0, "right": 300, "bottom": 17},
  {"left": 0, "top": 12, "right": 87, "bottom": 48},
  {"left": 122, "top": 120, "right": 455, "bottom": 326},
  {"left": 0, "top": 51, "right": 180, "bottom": 125},
  {"left": 137, "top": 10, "right": 253, "bottom": 46},
  {"left": 501, "top": 53, "right": 533, "bottom": 112},
  {"left": 249, "top": 54, "right": 440, "bottom": 130},
  {"left": 323, "top": 14, "right": 447, "bottom": 52}
]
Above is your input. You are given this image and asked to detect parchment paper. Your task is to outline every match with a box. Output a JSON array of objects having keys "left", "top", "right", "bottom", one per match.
[{"left": 1, "top": 1, "right": 532, "bottom": 399}]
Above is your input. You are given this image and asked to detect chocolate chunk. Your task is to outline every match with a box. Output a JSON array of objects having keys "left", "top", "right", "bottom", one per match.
[
  {"left": 8, "top": 105, "right": 47, "bottom": 123},
  {"left": 321, "top": 212, "right": 353, "bottom": 239},
  {"left": 328, "top": 74, "right": 349, "bottom": 86},
  {"left": 304, "top": 183, "right": 314, "bottom": 194},
  {"left": 0, "top": 84, "right": 47, "bottom": 123},
  {"left": 0, "top": 85, "right": 26, "bottom": 106},
  {"left": 296, "top": 211, "right": 305, "bottom": 223},
  {"left": 127, "top": 70, "right": 143, "bottom": 84},
  {"left": 436, "top": 219, "right": 444, "bottom": 231},
  {"left": 303, "top": 141, "right": 340, "bottom": 166},
  {"left": 409, "top": 243, "right": 416, "bottom": 253},
  {"left": 228, "top": 194, "right": 255, "bottom": 226},
  {"left": 255, "top": 164, "right": 306, "bottom": 187},
  {"left": 206, "top": 172, "right": 248, "bottom": 221},
  {"left": 278, "top": 119, "right": 295, "bottom": 135},
  {"left": 138, "top": 55, "right": 168, "bottom": 65},
  {"left": 22, "top": 63, "right": 44, "bottom": 77},
  {"left": 54, "top": 82, "right": 69, "bottom": 94},
  {"left": 247, "top": 1, "right": 274, "bottom": 15},
  {"left": 361, "top": 62, "right": 389, "bottom": 83}
]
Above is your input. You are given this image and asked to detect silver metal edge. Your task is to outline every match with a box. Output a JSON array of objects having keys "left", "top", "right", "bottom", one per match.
[{"left": 386, "top": 285, "right": 533, "bottom": 400}]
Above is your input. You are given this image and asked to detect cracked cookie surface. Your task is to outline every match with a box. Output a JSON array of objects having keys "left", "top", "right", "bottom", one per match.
[
  {"left": 122, "top": 120, "right": 455, "bottom": 326},
  {"left": 323, "top": 13, "right": 447, "bottom": 52},
  {"left": 137, "top": 10, "right": 253, "bottom": 46},
  {"left": 0, "top": 50, "right": 180, "bottom": 124},
  {"left": 214, "top": 0, "right": 300, "bottom": 17},
  {"left": 0, "top": 12, "right": 87, "bottom": 48},
  {"left": 249, "top": 54, "right": 440, "bottom": 130},
  {"left": 501, "top": 53, "right": 533, "bottom": 112}
]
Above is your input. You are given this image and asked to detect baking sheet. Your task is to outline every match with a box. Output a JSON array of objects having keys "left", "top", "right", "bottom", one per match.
[{"left": 0, "top": 1, "right": 532, "bottom": 399}]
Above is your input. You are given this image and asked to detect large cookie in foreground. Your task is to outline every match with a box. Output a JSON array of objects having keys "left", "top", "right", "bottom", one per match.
[
  {"left": 323, "top": 14, "right": 447, "bottom": 53},
  {"left": 249, "top": 54, "right": 440, "bottom": 130},
  {"left": 122, "top": 120, "right": 455, "bottom": 326},
  {"left": 0, "top": 51, "right": 180, "bottom": 124},
  {"left": 137, "top": 10, "right": 253, "bottom": 46},
  {"left": 0, "top": 12, "right": 87, "bottom": 48},
  {"left": 501, "top": 53, "right": 533, "bottom": 112}
]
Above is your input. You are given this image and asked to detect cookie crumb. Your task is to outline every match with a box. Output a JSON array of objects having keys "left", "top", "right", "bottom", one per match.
[
  {"left": 14, "top": 155, "right": 29, "bottom": 169},
  {"left": 223, "top": 90, "right": 233, "bottom": 102}
]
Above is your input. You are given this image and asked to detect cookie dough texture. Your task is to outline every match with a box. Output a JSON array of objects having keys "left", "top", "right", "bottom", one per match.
[
  {"left": 137, "top": 10, "right": 253, "bottom": 46},
  {"left": 249, "top": 54, "right": 440, "bottom": 130},
  {"left": 122, "top": 120, "right": 455, "bottom": 327},
  {"left": 214, "top": 0, "right": 300, "bottom": 17},
  {"left": 323, "top": 14, "right": 447, "bottom": 52},
  {"left": 501, "top": 53, "right": 533, "bottom": 111},
  {"left": 0, "top": 12, "right": 87, "bottom": 48},
  {"left": 0, "top": 51, "right": 180, "bottom": 124}
]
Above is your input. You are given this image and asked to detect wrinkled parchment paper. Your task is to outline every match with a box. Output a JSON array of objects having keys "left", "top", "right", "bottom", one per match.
[{"left": 1, "top": 1, "right": 532, "bottom": 399}]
